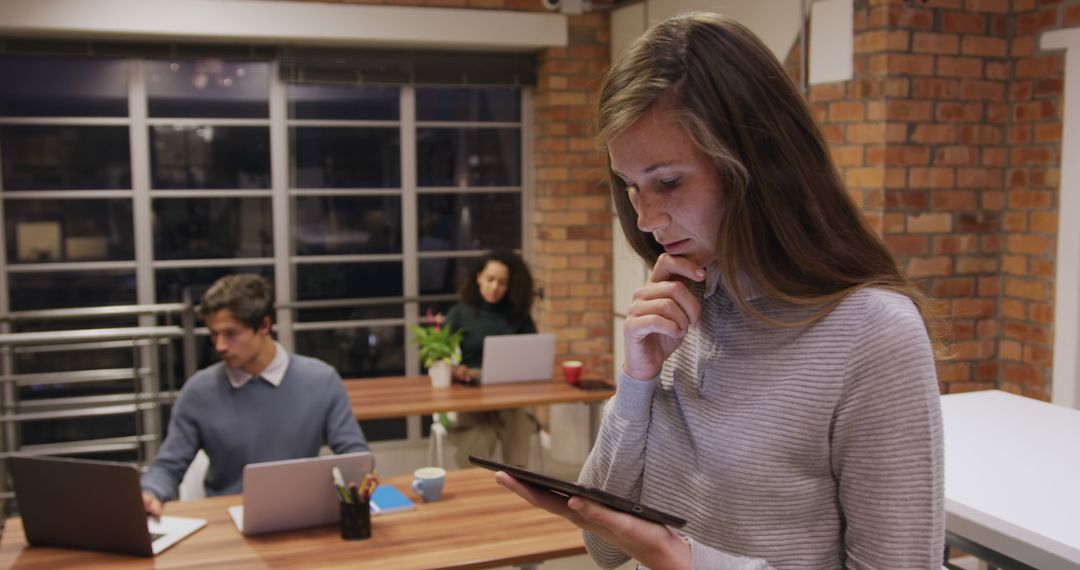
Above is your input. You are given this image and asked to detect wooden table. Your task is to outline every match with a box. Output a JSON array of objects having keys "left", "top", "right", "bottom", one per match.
[
  {"left": 0, "top": 468, "right": 586, "bottom": 569},
  {"left": 344, "top": 376, "right": 614, "bottom": 421},
  {"left": 942, "top": 390, "right": 1080, "bottom": 569}
]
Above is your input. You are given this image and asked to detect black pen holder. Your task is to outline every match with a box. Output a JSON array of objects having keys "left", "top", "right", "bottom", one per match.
[{"left": 339, "top": 501, "right": 372, "bottom": 540}]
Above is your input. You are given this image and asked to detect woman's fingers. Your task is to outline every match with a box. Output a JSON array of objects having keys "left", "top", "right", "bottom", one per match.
[
  {"left": 650, "top": 253, "right": 706, "bottom": 286},
  {"left": 494, "top": 472, "right": 588, "bottom": 525},
  {"left": 630, "top": 284, "right": 700, "bottom": 330}
]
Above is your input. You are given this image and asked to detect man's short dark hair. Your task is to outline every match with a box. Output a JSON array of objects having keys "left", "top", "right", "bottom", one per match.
[{"left": 198, "top": 274, "right": 274, "bottom": 331}]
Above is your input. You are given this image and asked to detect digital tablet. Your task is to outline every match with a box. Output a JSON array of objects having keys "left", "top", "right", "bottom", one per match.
[{"left": 469, "top": 455, "right": 687, "bottom": 528}]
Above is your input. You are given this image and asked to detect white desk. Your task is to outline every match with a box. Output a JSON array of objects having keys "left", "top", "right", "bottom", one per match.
[{"left": 942, "top": 390, "right": 1080, "bottom": 569}]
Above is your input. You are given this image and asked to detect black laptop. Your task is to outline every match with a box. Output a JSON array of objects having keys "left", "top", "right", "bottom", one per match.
[{"left": 8, "top": 455, "right": 206, "bottom": 556}]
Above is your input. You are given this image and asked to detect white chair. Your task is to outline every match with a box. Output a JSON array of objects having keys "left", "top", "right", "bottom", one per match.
[
  {"left": 177, "top": 449, "right": 209, "bottom": 501},
  {"left": 427, "top": 411, "right": 545, "bottom": 470}
]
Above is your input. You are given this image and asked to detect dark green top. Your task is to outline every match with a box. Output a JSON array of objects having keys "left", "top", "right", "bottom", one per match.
[{"left": 444, "top": 302, "right": 537, "bottom": 368}]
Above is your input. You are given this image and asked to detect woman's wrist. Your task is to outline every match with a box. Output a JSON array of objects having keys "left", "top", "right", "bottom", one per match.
[
  {"left": 622, "top": 363, "right": 659, "bottom": 382},
  {"left": 658, "top": 532, "right": 692, "bottom": 570}
]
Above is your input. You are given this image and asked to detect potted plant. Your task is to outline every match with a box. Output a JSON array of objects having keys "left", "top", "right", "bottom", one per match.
[{"left": 412, "top": 311, "right": 462, "bottom": 388}]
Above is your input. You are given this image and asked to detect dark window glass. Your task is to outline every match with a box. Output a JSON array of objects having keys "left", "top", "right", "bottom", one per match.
[
  {"left": 294, "top": 326, "right": 405, "bottom": 379},
  {"left": 19, "top": 415, "right": 136, "bottom": 446},
  {"left": 287, "top": 84, "right": 399, "bottom": 120},
  {"left": 150, "top": 126, "right": 270, "bottom": 189},
  {"left": 155, "top": 265, "right": 273, "bottom": 303},
  {"left": 359, "top": 418, "right": 406, "bottom": 442},
  {"left": 419, "top": 300, "right": 457, "bottom": 318},
  {"left": 0, "top": 56, "right": 128, "bottom": 117},
  {"left": 153, "top": 197, "right": 273, "bottom": 260},
  {"left": 1, "top": 126, "right": 131, "bottom": 191},
  {"left": 146, "top": 60, "right": 269, "bottom": 118},
  {"left": 296, "top": 262, "right": 403, "bottom": 300},
  {"left": 417, "top": 128, "right": 520, "bottom": 187},
  {"left": 418, "top": 193, "right": 521, "bottom": 252},
  {"left": 8, "top": 270, "right": 136, "bottom": 311},
  {"left": 291, "top": 128, "right": 400, "bottom": 188},
  {"left": 12, "top": 317, "right": 136, "bottom": 375},
  {"left": 294, "top": 196, "right": 402, "bottom": 255},
  {"left": 418, "top": 257, "right": 474, "bottom": 296},
  {"left": 416, "top": 87, "right": 520, "bottom": 122},
  {"left": 5, "top": 199, "right": 134, "bottom": 263},
  {"left": 296, "top": 305, "right": 402, "bottom": 323},
  {"left": 162, "top": 335, "right": 219, "bottom": 391}
]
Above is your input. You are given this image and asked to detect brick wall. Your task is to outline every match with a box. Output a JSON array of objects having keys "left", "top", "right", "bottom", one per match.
[
  {"left": 301, "top": 0, "right": 614, "bottom": 381},
  {"left": 531, "top": 13, "right": 613, "bottom": 380},
  {"left": 803, "top": 0, "right": 1068, "bottom": 400}
]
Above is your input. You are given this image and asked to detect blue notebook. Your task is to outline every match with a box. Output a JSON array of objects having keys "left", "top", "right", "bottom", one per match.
[{"left": 369, "top": 484, "right": 416, "bottom": 515}]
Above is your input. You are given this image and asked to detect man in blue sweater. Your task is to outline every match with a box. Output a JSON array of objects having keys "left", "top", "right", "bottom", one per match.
[{"left": 140, "top": 274, "right": 369, "bottom": 515}]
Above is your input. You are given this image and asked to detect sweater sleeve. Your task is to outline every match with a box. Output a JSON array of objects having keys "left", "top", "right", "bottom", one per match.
[
  {"left": 140, "top": 385, "right": 203, "bottom": 502},
  {"left": 579, "top": 375, "right": 772, "bottom": 570},
  {"left": 577, "top": 372, "right": 655, "bottom": 569},
  {"left": 831, "top": 294, "right": 944, "bottom": 569},
  {"left": 323, "top": 367, "right": 370, "bottom": 455}
]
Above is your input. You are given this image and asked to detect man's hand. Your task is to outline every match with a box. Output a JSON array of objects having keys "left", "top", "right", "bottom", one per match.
[
  {"left": 494, "top": 472, "right": 691, "bottom": 570},
  {"left": 623, "top": 253, "right": 704, "bottom": 381},
  {"left": 142, "top": 491, "right": 163, "bottom": 516}
]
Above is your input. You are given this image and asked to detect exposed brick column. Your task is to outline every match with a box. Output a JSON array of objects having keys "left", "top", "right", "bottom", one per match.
[
  {"left": 999, "top": 2, "right": 1066, "bottom": 398},
  {"left": 532, "top": 12, "right": 613, "bottom": 381},
  {"left": 805, "top": 0, "right": 1013, "bottom": 396}
]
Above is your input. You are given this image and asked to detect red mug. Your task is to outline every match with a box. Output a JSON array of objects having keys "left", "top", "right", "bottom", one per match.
[{"left": 562, "top": 360, "right": 584, "bottom": 386}]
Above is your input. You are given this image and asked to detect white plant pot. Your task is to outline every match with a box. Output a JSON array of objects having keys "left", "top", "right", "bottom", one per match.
[{"left": 428, "top": 360, "right": 453, "bottom": 388}]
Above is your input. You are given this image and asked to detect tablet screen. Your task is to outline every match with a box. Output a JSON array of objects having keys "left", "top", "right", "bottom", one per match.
[{"left": 469, "top": 455, "right": 687, "bottom": 528}]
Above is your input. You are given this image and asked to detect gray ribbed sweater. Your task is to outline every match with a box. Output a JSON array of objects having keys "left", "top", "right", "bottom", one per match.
[{"left": 580, "top": 287, "right": 944, "bottom": 569}]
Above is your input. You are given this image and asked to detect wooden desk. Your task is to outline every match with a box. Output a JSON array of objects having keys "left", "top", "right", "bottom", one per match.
[
  {"left": 942, "top": 390, "right": 1080, "bottom": 569},
  {"left": 0, "top": 468, "right": 586, "bottom": 569},
  {"left": 345, "top": 376, "right": 614, "bottom": 420}
]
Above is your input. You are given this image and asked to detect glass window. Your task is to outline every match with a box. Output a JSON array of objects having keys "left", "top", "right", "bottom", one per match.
[
  {"left": 416, "top": 128, "right": 520, "bottom": 187},
  {"left": 8, "top": 270, "right": 136, "bottom": 311},
  {"left": 359, "top": 418, "right": 407, "bottom": 442},
  {"left": 13, "top": 317, "right": 137, "bottom": 375},
  {"left": 5, "top": 199, "right": 134, "bottom": 263},
  {"left": 418, "top": 193, "right": 521, "bottom": 252},
  {"left": 290, "top": 127, "right": 401, "bottom": 188},
  {"left": 416, "top": 87, "right": 520, "bottom": 122},
  {"left": 287, "top": 84, "right": 399, "bottom": 120},
  {"left": 294, "top": 196, "right": 402, "bottom": 255},
  {"left": 1, "top": 126, "right": 131, "bottom": 191},
  {"left": 146, "top": 59, "right": 270, "bottom": 118},
  {"left": 19, "top": 415, "right": 136, "bottom": 446},
  {"left": 418, "top": 256, "right": 478, "bottom": 295},
  {"left": 296, "top": 305, "right": 401, "bottom": 323},
  {"left": 155, "top": 265, "right": 273, "bottom": 302},
  {"left": 294, "top": 326, "right": 405, "bottom": 379},
  {"left": 296, "top": 262, "right": 403, "bottom": 300},
  {"left": 153, "top": 197, "right": 273, "bottom": 260},
  {"left": 150, "top": 126, "right": 270, "bottom": 189},
  {"left": 0, "top": 56, "right": 128, "bottom": 117}
]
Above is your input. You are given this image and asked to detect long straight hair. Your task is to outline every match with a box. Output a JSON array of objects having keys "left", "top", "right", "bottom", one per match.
[{"left": 599, "top": 13, "right": 940, "bottom": 349}]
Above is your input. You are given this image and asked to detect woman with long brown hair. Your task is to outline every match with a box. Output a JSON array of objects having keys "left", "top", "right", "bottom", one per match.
[{"left": 497, "top": 12, "right": 944, "bottom": 569}]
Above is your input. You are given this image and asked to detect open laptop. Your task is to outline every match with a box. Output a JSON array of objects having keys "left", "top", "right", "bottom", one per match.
[
  {"left": 228, "top": 451, "right": 374, "bottom": 535},
  {"left": 479, "top": 333, "right": 557, "bottom": 384},
  {"left": 8, "top": 455, "right": 206, "bottom": 557}
]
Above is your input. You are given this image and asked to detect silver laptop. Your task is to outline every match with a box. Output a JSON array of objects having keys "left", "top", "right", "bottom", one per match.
[
  {"left": 479, "top": 333, "right": 557, "bottom": 384},
  {"left": 228, "top": 451, "right": 374, "bottom": 535},
  {"left": 8, "top": 455, "right": 206, "bottom": 556}
]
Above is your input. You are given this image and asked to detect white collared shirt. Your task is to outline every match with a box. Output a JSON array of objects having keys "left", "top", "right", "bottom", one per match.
[{"left": 225, "top": 341, "right": 290, "bottom": 389}]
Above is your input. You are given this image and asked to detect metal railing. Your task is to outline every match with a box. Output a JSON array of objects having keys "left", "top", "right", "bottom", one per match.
[{"left": 0, "top": 304, "right": 195, "bottom": 502}]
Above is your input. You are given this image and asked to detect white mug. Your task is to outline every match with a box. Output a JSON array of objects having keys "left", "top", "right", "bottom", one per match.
[{"left": 411, "top": 466, "right": 446, "bottom": 502}]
